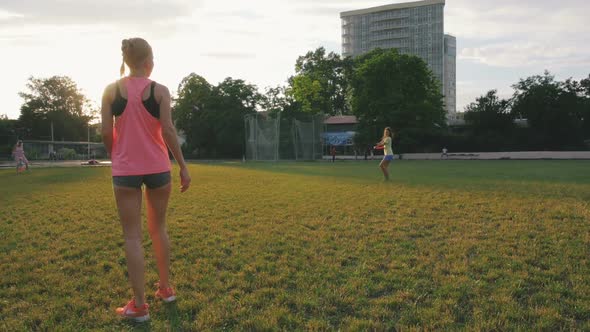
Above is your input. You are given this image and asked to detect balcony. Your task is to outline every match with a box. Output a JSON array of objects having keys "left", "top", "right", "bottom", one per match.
[
  {"left": 369, "top": 32, "right": 409, "bottom": 42},
  {"left": 370, "top": 22, "right": 408, "bottom": 32},
  {"left": 371, "top": 13, "right": 410, "bottom": 24},
  {"left": 369, "top": 26, "right": 408, "bottom": 33}
]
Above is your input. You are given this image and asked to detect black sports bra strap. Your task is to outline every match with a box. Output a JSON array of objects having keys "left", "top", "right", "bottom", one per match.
[
  {"left": 111, "top": 80, "right": 127, "bottom": 117},
  {"left": 150, "top": 82, "right": 156, "bottom": 102}
]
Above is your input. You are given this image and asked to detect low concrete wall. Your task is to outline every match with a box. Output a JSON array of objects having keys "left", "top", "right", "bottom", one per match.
[
  {"left": 402, "top": 151, "right": 590, "bottom": 160},
  {"left": 322, "top": 151, "right": 590, "bottom": 161}
]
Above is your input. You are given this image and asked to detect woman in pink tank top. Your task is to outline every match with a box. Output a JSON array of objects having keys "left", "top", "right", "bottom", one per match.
[
  {"left": 12, "top": 140, "right": 29, "bottom": 171},
  {"left": 100, "top": 38, "right": 191, "bottom": 322}
]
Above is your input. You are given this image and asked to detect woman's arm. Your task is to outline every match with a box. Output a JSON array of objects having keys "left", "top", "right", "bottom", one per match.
[
  {"left": 157, "top": 84, "right": 191, "bottom": 192},
  {"left": 101, "top": 84, "right": 115, "bottom": 155}
]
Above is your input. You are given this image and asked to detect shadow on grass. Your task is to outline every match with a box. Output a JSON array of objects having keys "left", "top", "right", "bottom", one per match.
[
  {"left": 0, "top": 167, "right": 108, "bottom": 198},
  {"left": 224, "top": 160, "right": 590, "bottom": 201},
  {"left": 162, "top": 301, "right": 183, "bottom": 331},
  {"left": 121, "top": 319, "right": 151, "bottom": 332}
]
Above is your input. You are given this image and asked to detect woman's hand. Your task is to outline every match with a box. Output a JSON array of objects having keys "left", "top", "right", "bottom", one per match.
[{"left": 179, "top": 167, "right": 191, "bottom": 193}]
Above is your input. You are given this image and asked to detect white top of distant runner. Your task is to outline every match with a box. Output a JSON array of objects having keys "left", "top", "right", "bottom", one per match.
[{"left": 383, "top": 137, "right": 393, "bottom": 156}]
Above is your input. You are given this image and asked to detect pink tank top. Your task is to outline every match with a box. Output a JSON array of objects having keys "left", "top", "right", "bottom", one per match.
[
  {"left": 111, "top": 77, "right": 171, "bottom": 176},
  {"left": 14, "top": 146, "right": 25, "bottom": 159}
]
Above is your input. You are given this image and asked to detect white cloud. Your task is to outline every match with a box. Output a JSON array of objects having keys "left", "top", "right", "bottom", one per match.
[
  {"left": 0, "top": 0, "right": 198, "bottom": 25},
  {"left": 460, "top": 42, "right": 590, "bottom": 68},
  {"left": 1, "top": 0, "right": 589, "bottom": 119},
  {"left": 447, "top": 6, "right": 587, "bottom": 40},
  {"left": 0, "top": 9, "right": 22, "bottom": 20},
  {"left": 201, "top": 52, "right": 257, "bottom": 59},
  {"left": 446, "top": 0, "right": 589, "bottom": 109},
  {"left": 456, "top": 81, "right": 513, "bottom": 112}
]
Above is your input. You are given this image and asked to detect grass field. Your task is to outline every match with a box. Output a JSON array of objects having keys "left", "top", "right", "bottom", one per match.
[{"left": 1, "top": 160, "right": 589, "bottom": 331}]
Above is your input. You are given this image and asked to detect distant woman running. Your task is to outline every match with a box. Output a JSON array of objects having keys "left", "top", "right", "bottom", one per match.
[
  {"left": 375, "top": 127, "right": 394, "bottom": 181},
  {"left": 101, "top": 38, "right": 191, "bottom": 322},
  {"left": 12, "top": 140, "right": 29, "bottom": 172}
]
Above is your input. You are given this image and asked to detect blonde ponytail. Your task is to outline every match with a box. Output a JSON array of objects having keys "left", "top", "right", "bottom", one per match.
[
  {"left": 119, "top": 38, "right": 152, "bottom": 77},
  {"left": 120, "top": 39, "right": 130, "bottom": 76}
]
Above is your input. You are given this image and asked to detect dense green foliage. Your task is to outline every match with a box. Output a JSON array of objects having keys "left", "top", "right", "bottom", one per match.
[
  {"left": 0, "top": 116, "right": 18, "bottom": 157},
  {"left": 9, "top": 53, "right": 590, "bottom": 156},
  {"left": 173, "top": 74, "right": 261, "bottom": 158},
  {"left": 350, "top": 49, "right": 446, "bottom": 153},
  {"left": 457, "top": 72, "right": 590, "bottom": 152},
  {"left": 287, "top": 47, "right": 352, "bottom": 115},
  {"left": 17, "top": 76, "right": 95, "bottom": 142},
  {"left": 462, "top": 90, "right": 516, "bottom": 151},
  {"left": 511, "top": 72, "right": 587, "bottom": 149}
]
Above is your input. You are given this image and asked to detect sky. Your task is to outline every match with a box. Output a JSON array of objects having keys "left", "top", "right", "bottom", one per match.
[{"left": 1, "top": 0, "right": 589, "bottom": 120}]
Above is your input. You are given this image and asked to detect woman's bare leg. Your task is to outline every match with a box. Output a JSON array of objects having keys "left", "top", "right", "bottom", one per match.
[
  {"left": 145, "top": 183, "right": 172, "bottom": 289},
  {"left": 114, "top": 185, "right": 146, "bottom": 306},
  {"left": 379, "top": 160, "right": 391, "bottom": 180}
]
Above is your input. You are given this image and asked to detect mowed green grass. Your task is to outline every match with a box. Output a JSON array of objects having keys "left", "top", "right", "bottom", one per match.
[{"left": 1, "top": 161, "right": 589, "bottom": 331}]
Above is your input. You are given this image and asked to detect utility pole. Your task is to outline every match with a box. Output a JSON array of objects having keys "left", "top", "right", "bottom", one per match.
[
  {"left": 87, "top": 124, "right": 90, "bottom": 160},
  {"left": 49, "top": 121, "right": 55, "bottom": 158}
]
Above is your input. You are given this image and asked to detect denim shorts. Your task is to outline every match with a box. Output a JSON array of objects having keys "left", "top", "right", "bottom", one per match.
[
  {"left": 113, "top": 171, "right": 171, "bottom": 189},
  {"left": 383, "top": 155, "right": 394, "bottom": 161}
]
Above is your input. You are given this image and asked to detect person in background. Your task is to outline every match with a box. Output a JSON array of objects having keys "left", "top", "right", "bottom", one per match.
[
  {"left": 12, "top": 140, "right": 29, "bottom": 171},
  {"left": 374, "top": 127, "right": 394, "bottom": 181},
  {"left": 331, "top": 145, "right": 337, "bottom": 163}
]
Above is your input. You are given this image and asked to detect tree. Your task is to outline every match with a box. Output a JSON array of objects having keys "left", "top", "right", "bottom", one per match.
[
  {"left": 580, "top": 74, "right": 590, "bottom": 96},
  {"left": 18, "top": 76, "right": 95, "bottom": 141},
  {"left": 173, "top": 74, "right": 261, "bottom": 158},
  {"left": 287, "top": 47, "right": 352, "bottom": 115},
  {"left": 173, "top": 73, "right": 214, "bottom": 156},
  {"left": 464, "top": 90, "right": 512, "bottom": 129},
  {"left": 511, "top": 71, "right": 585, "bottom": 149},
  {"left": 260, "top": 85, "right": 305, "bottom": 118},
  {"left": 579, "top": 74, "right": 590, "bottom": 140},
  {"left": 288, "top": 75, "right": 324, "bottom": 114},
  {"left": 261, "top": 86, "right": 287, "bottom": 116},
  {"left": 208, "top": 78, "right": 261, "bottom": 157},
  {"left": 0, "top": 116, "right": 18, "bottom": 155},
  {"left": 463, "top": 90, "right": 515, "bottom": 150},
  {"left": 351, "top": 49, "right": 446, "bottom": 153}
]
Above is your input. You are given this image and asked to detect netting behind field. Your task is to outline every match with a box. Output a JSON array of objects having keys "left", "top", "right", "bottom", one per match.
[
  {"left": 18, "top": 140, "right": 106, "bottom": 160},
  {"left": 244, "top": 113, "right": 280, "bottom": 161},
  {"left": 292, "top": 114, "right": 324, "bottom": 161}
]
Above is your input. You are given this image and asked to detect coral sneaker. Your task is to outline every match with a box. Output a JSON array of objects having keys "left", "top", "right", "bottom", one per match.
[
  {"left": 155, "top": 282, "right": 176, "bottom": 302},
  {"left": 116, "top": 299, "right": 150, "bottom": 322}
]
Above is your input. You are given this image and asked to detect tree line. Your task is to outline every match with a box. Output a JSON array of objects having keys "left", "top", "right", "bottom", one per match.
[
  {"left": 173, "top": 47, "right": 447, "bottom": 157},
  {"left": 2, "top": 48, "right": 589, "bottom": 157},
  {"left": 0, "top": 76, "right": 98, "bottom": 156},
  {"left": 460, "top": 72, "right": 590, "bottom": 151}
]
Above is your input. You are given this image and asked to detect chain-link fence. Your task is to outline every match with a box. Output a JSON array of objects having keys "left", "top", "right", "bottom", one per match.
[
  {"left": 292, "top": 114, "right": 325, "bottom": 161},
  {"left": 18, "top": 140, "right": 106, "bottom": 160},
  {"left": 244, "top": 113, "right": 281, "bottom": 161},
  {"left": 245, "top": 113, "right": 325, "bottom": 161}
]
